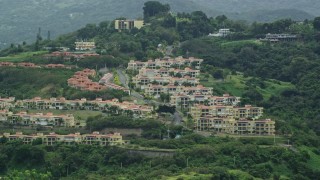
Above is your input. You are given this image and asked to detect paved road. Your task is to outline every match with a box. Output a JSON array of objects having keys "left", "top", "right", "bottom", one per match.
[
  {"left": 165, "top": 45, "right": 173, "bottom": 56},
  {"left": 172, "top": 111, "right": 183, "bottom": 126},
  {"left": 116, "top": 69, "right": 128, "bottom": 88}
]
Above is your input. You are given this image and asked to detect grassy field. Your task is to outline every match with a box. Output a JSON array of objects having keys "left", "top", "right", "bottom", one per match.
[
  {"left": 200, "top": 73, "right": 294, "bottom": 100},
  {"left": 299, "top": 146, "right": 320, "bottom": 171},
  {"left": 0, "top": 51, "right": 48, "bottom": 62},
  {"left": 220, "top": 39, "right": 262, "bottom": 49},
  {"left": 163, "top": 172, "right": 212, "bottom": 180},
  {"left": 163, "top": 170, "right": 259, "bottom": 180}
]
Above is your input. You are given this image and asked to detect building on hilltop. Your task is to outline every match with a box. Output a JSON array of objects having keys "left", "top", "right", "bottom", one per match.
[
  {"left": 261, "top": 33, "right": 297, "bottom": 42},
  {"left": 208, "top": 29, "right": 231, "bottom": 37},
  {"left": 75, "top": 41, "right": 96, "bottom": 51},
  {"left": 115, "top": 20, "right": 144, "bottom": 31}
]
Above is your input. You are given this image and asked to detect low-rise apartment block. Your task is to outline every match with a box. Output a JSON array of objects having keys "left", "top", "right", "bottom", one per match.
[
  {"left": 127, "top": 56, "right": 203, "bottom": 70},
  {"left": 138, "top": 67, "right": 200, "bottom": 78},
  {"left": 133, "top": 75, "right": 199, "bottom": 89},
  {"left": 68, "top": 70, "right": 129, "bottom": 93},
  {"left": 0, "top": 62, "right": 15, "bottom": 67},
  {"left": 0, "top": 111, "right": 75, "bottom": 127},
  {"left": 75, "top": 41, "right": 96, "bottom": 51},
  {"left": 145, "top": 84, "right": 212, "bottom": 97},
  {"left": 115, "top": 19, "right": 144, "bottom": 30},
  {"left": 196, "top": 117, "right": 275, "bottom": 135},
  {"left": 2, "top": 131, "right": 124, "bottom": 146},
  {"left": 0, "top": 97, "right": 15, "bottom": 109},
  {"left": 68, "top": 69, "right": 107, "bottom": 91},
  {"left": 190, "top": 104, "right": 263, "bottom": 120},
  {"left": 15, "top": 97, "right": 153, "bottom": 118}
]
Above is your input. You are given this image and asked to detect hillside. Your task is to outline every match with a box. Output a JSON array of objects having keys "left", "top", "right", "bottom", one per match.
[
  {"left": 0, "top": 0, "right": 318, "bottom": 49},
  {"left": 1, "top": 2, "right": 320, "bottom": 179}
]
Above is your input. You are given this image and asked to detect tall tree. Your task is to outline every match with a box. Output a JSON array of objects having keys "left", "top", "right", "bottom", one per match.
[
  {"left": 143, "top": 1, "right": 170, "bottom": 22},
  {"left": 313, "top": 17, "right": 320, "bottom": 31}
]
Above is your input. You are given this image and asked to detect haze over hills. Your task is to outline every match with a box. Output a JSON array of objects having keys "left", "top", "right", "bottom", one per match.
[{"left": 0, "top": 0, "right": 319, "bottom": 48}]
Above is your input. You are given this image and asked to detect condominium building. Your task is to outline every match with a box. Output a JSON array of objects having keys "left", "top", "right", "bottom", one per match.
[
  {"left": 2, "top": 132, "right": 124, "bottom": 146},
  {"left": 233, "top": 105, "right": 264, "bottom": 119},
  {"left": 263, "top": 33, "right": 297, "bottom": 42},
  {"left": 2, "top": 111, "right": 75, "bottom": 127},
  {"left": 133, "top": 75, "right": 199, "bottom": 89},
  {"left": 68, "top": 69, "right": 107, "bottom": 91},
  {"left": 127, "top": 56, "right": 203, "bottom": 70},
  {"left": 190, "top": 104, "right": 263, "bottom": 120},
  {"left": 115, "top": 20, "right": 144, "bottom": 30},
  {"left": 82, "top": 131, "right": 123, "bottom": 146},
  {"left": 0, "top": 62, "right": 15, "bottom": 67},
  {"left": 138, "top": 67, "right": 200, "bottom": 78},
  {"left": 196, "top": 117, "right": 275, "bottom": 135},
  {"left": 15, "top": 97, "right": 153, "bottom": 118},
  {"left": 208, "top": 29, "right": 231, "bottom": 37},
  {"left": 75, "top": 41, "right": 96, "bottom": 51},
  {"left": 196, "top": 116, "right": 236, "bottom": 133},
  {"left": 145, "top": 84, "right": 212, "bottom": 97},
  {"left": 209, "top": 94, "right": 241, "bottom": 106},
  {"left": 0, "top": 97, "right": 15, "bottom": 109},
  {"left": 190, "top": 105, "right": 235, "bottom": 119}
]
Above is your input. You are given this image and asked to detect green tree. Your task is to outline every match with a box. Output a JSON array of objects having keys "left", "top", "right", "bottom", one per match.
[
  {"left": 313, "top": 17, "right": 320, "bottom": 31},
  {"left": 143, "top": 1, "right": 170, "bottom": 22}
]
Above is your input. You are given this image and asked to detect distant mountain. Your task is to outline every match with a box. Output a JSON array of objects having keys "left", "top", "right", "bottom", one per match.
[
  {"left": 193, "top": 0, "right": 320, "bottom": 17},
  {"left": 229, "top": 9, "right": 314, "bottom": 22},
  {"left": 0, "top": 0, "right": 318, "bottom": 49}
]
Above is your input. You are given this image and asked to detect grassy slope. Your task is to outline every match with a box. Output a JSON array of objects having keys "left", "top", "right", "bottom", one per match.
[
  {"left": 0, "top": 51, "right": 48, "bottom": 62},
  {"left": 0, "top": 67, "right": 75, "bottom": 99},
  {"left": 299, "top": 146, "right": 320, "bottom": 171},
  {"left": 200, "top": 73, "right": 294, "bottom": 100},
  {"left": 163, "top": 170, "right": 259, "bottom": 180}
]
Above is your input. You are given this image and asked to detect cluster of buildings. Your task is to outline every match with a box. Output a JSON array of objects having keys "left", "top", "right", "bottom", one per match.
[
  {"left": 67, "top": 69, "right": 106, "bottom": 91},
  {"left": 128, "top": 57, "right": 205, "bottom": 98},
  {"left": 127, "top": 57, "right": 275, "bottom": 135},
  {"left": 1, "top": 96, "right": 153, "bottom": 119},
  {"left": 0, "top": 110, "right": 75, "bottom": 127},
  {"left": 0, "top": 62, "right": 71, "bottom": 69},
  {"left": 67, "top": 69, "right": 130, "bottom": 93},
  {"left": 127, "top": 56, "right": 203, "bottom": 71},
  {"left": 190, "top": 102, "right": 274, "bottom": 135},
  {"left": 2, "top": 131, "right": 124, "bottom": 146},
  {"left": 0, "top": 62, "right": 39, "bottom": 68}
]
